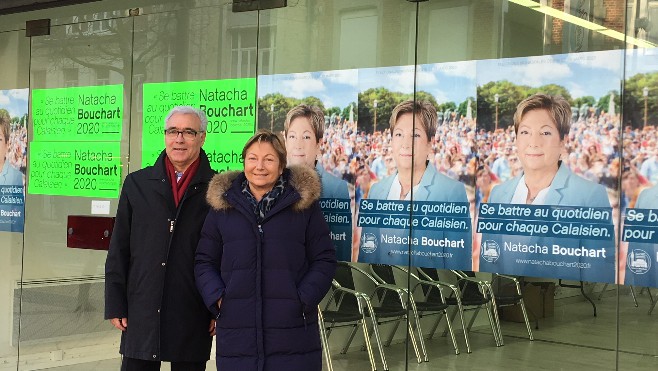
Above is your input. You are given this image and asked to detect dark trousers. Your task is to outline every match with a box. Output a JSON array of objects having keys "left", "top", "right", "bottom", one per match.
[{"left": 121, "top": 357, "right": 206, "bottom": 371}]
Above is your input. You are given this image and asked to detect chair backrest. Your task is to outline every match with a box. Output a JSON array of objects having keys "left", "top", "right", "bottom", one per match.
[
  {"left": 416, "top": 267, "right": 446, "bottom": 303},
  {"left": 369, "top": 264, "right": 402, "bottom": 307},
  {"left": 331, "top": 262, "right": 360, "bottom": 311},
  {"left": 418, "top": 267, "right": 440, "bottom": 281},
  {"left": 371, "top": 264, "right": 396, "bottom": 285}
]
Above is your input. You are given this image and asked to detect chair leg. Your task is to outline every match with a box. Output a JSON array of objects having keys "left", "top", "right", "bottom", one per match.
[
  {"left": 630, "top": 286, "right": 639, "bottom": 307},
  {"left": 426, "top": 312, "right": 442, "bottom": 340},
  {"left": 317, "top": 310, "right": 334, "bottom": 371},
  {"left": 484, "top": 301, "right": 502, "bottom": 347},
  {"left": 518, "top": 299, "right": 534, "bottom": 341},
  {"left": 597, "top": 283, "right": 608, "bottom": 300},
  {"left": 385, "top": 319, "right": 401, "bottom": 347},
  {"left": 466, "top": 306, "right": 481, "bottom": 333},
  {"left": 364, "top": 304, "right": 389, "bottom": 371},
  {"left": 408, "top": 301, "right": 428, "bottom": 362},
  {"left": 358, "top": 318, "right": 379, "bottom": 371},
  {"left": 485, "top": 284, "right": 504, "bottom": 346},
  {"left": 406, "top": 318, "right": 422, "bottom": 364},
  {"left": 342, "top": 325, "right": 359, "bottom": 354},
  {"left": 648, "top": 288, "right": 657, "bottom": 315},
  {"left": 453, "top": 303, "right": 472, "bottom": 353},
  {"left": 442, "top": 309, "right": 460, "bottom": 355}
]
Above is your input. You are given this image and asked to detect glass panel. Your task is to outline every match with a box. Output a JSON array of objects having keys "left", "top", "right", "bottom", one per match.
[
  {"left": 20, "top": 16, "right": 133, "bottom": 370},
  {"left": 255, "top": 1, "right": 421, "bottom": 369},
  {"left": 0, "top": 28, "right": 29, "bottom": 371},
  {"left": 619, "top": 0, "right": 658, "bottom": 368},
  {"left": 130, "top": 3, "right": 258, "bottom": 371}
]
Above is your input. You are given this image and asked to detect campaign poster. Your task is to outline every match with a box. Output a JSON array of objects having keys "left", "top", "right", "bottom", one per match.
[
  {"left": 142, "top": 78, "right": 256, "bottom": 172},
  {"left": 475, "top": 50, "right": 621, "bottom": 283},
  {"left": 28, "top": 85, "right": 123, "bottom": 198},
  {"left": 0, "top": 89, "right": 28, "bottom": 232},
  {"left": 258, "top": 70, "right": 358, "bottom": 262},
  {"left": 28, "top": 142, "right": 121, "bottom": 198},
  {"left": 619, "top": 47, "right": 658, "bottom": 288},
  {"left": 354, "top": 62, "right": 476, "bottom": 270},
  {"left": 31, "top": 85, "right": 123, "bottom": 142}
]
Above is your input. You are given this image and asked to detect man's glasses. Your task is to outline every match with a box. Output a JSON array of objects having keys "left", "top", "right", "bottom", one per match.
[{"left": 164, "top": 128, "right": 204, "bottom": 140}]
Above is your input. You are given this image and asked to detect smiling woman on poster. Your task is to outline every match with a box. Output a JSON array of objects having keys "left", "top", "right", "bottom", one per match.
[
  {"left": 369, "top": 100, "right": 467, "bottom": 202},
  {"left": 479, "top": 94, "right": 614, "bottom": 283},
  {"left": 359, "top": 100, "right": 471, "bottom": 269},
  {"left": 284, "top": 104, "right": 349, "bottom": 199},
  {"left": 488, "top": 94, "right": 609, "bottom": 207}
]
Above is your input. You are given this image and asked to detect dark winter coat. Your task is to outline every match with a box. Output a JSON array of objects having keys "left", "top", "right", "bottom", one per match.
[
  {"left": 105, "top": 149, "right": 215, "bottom": 362},
  {"left": 195, "top": 165, "right": 336, "bottom": 371}
]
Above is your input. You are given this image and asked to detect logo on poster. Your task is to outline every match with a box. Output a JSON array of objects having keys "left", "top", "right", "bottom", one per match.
[
  {"left": 361, "top": 233, "right": 378, "bottom": 254},
  {"left": 481, "top": 240, "right": 500, "bottom": 263},
  {"left": 627, "top": 249, "right": 651, "bottom": 275}
]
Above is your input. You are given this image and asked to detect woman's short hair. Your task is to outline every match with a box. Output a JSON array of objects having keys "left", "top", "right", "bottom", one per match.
[
  {"left": 242, "top": 129, "right": 287, "bottom": 170},
  {"left": 284, "top": 104, "right": 325, "bottom": 143},
  {"left": 164, "top": 106, "right": 208, "bottom": 132},
  {"left": 389, "top": 100, "right": 437, "bottom": 140},
  {"left": 513, "top": 94, "right": 571, "bottom": 140},
  {"left": 0, "top": 117, "right": 9, "bottom": 144}
]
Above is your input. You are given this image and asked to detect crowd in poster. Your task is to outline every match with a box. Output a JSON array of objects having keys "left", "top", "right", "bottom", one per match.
[
  {"left": 142, "top": 79, "right": 256, "bottom": 172},
  {"left": 0, "top": 88, "right": 28, "bottom": 232}
]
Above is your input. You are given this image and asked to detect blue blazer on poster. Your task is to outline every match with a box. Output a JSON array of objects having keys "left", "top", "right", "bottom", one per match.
[
  {"left": 488, "top": 163, "right": 610, "bottom": 207},
  {"left": 361, "top": 165, "right": 471, "bottom": 269},
  {"left": 482, "top": 163, "right": 614, "bottom": 283},
  {"left": 0, "top": 160, "right": 23, "bottom": 186},
  {"left": 369, "top": 165, "right": 468, "bottom": 202},
  {"left": 626, "top": 185, "right": 658, "bottom": 287},
  {"left": 637, "top": 185, "right": 658, "bottom": 209},
  {"left": 316, "top": 162, "right": 349, "bottom": 199}
]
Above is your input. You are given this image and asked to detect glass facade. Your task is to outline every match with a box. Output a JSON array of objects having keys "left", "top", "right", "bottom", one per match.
[{"left": 0, "top": 0, "right": 657, "bottom": 369}]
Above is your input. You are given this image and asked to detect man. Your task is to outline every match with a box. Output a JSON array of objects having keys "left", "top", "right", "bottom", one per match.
[
  {"left": 0, "top": 116, "right": 23, "bottom": 185},
  {"left": 105, "top": 106, "right": 215, "bottom": 371}
]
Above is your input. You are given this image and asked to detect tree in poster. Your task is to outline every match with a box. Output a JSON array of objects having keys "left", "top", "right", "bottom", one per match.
[
  {"left": 358, "top": 88, "right": 405, "bottom": 133},
  {"left": 623, "top": 72, "right": 658, "bottom": 128},
  {"left": 477, "top": 81, "right": 527, "bottom": 131},
  {"left": 532, "top": 84, "right": 573, "bottom": 102}
]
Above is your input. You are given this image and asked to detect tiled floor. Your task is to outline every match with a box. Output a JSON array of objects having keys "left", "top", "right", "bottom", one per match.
[{"left": 25, "top": 288, "right": 658, "bottom": 370}]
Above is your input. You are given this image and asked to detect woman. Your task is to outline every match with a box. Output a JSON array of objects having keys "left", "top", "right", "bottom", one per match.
[
  {"left": 195, "top": 129, "right": 336, "bottom": 371},
  {"left": 361, "top": 100, "right": 470, "bottom": 267},
  {"left": 283, "top": 104, "right": 349, "bottom": 199},
  {"left": 368, "top": 100, "right": 468, "bottom": 202},
  {"left": 482, "top": 94, "right": 613, "bottom": 282},
  {"left": 489, "top": 94, "right": 609, "bottom": 207}
]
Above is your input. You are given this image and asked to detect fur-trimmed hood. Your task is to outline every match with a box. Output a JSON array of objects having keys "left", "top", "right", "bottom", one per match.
[{"left": 206, "top": 164, "right": 321, "bottom": 212}]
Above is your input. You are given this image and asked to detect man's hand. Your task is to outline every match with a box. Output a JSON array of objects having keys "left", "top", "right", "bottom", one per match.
[
  {"left": 209, "top": 319, "right": 216, "bottom": 336},
  {"left": 110, "top": 318, "right": 128, "bottom": 331}
]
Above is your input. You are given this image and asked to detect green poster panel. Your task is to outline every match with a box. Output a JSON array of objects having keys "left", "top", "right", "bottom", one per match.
[
  {"left": 28, "top": 142, "right": 121, "bottom": 198},
  {"left": 32, "top": 85, "right": 123, "bottom": 141},
  {"left": 142, "top": 79, "right": 256, "bottom": 172}
]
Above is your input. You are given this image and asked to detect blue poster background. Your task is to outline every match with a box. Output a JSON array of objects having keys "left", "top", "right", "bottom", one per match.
[
  {"left": 319, "top": 198, "right": 353, "bottom": 262},
  {"left": 478, "top": 203, "right": 615, "bottom": 283},
  {"left": 622, "top": 208, "right": 658, "bottom": 288},
  {"left": 357, "top": 200, "right": 472, "bottom": 269},
  {"left": 0, "top": 185, "right": 24, "bottom": 233}
]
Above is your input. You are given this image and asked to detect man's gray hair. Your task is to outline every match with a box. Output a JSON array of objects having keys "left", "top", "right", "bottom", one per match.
[{"left": 164, "top": 106, "right": 208, "bottom": 131}]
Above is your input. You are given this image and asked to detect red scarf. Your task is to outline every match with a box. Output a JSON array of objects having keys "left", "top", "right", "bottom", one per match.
[{"left": 165, "top": 156, "right": 200, "bottom": 207}]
